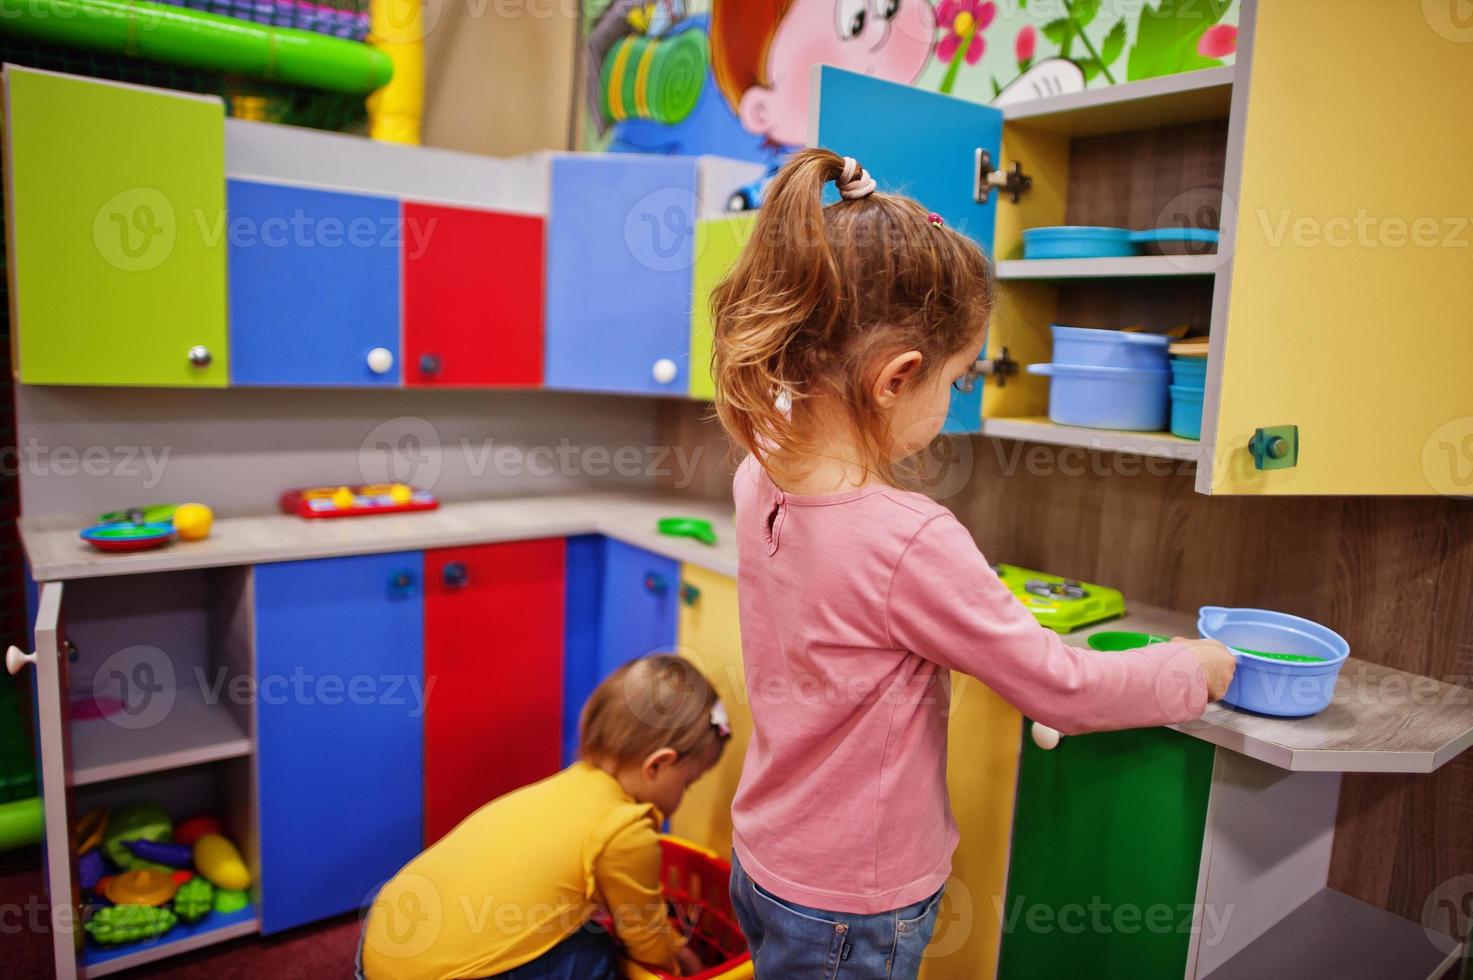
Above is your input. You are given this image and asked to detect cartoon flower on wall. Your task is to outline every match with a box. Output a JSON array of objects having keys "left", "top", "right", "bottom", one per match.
[
  {"left": 1015, "top": 24, "right": 1036, "bottom": 71},
  {"left": 1197, "top": 24, "right": 1238, "bottom": 58},
  {"left": 936, "top": 0, "right": 996, "bottom": 93}
]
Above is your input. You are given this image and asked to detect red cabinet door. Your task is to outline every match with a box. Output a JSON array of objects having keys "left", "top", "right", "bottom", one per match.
[
  {"left": 423, "top": 539, "right": 564, "bottom": 843},
  {"left": 403, "top": 201, "right": 544, "bottom": 386}
]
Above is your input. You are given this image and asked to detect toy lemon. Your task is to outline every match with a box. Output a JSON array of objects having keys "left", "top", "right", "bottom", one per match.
[
  {"left": 172, "top": 503, "right": 213, "bottom": 542},
  {"left": 331, "top": 486, "right": 356, "bottom": 510},
  {"left": 103, "top": 868, "right": 179, "bottom": 906},
  {"left": 193, "top": 833, "right": 251, "bottom": 890},
  {"left": 388, "top": 483, "right": 413, "bottom": 505}
]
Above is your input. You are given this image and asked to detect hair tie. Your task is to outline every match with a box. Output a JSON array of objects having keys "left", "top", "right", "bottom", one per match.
[
  {"left": 928, "top": 212, "right": 944, "bottom": 228},
  {"left": 837, "top": 157, "right": 877, "bottom": 200},
  {"left": 710, "top": 701, "right": 732, "bottom": 739}
]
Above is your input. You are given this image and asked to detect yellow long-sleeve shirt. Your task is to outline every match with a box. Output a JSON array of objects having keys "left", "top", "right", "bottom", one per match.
[{"left": 361, "top": 763, "right": 680, "bottom": 980}]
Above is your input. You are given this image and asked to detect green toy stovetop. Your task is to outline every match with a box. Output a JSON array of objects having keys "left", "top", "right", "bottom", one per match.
[{"left": 993, "top": 563, "right": 1125, "bottom": 634}]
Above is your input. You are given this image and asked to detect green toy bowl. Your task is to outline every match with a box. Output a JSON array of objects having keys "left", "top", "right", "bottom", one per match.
[{"left": 1087, "top": 631, "right": 1168, "bottom": 652}]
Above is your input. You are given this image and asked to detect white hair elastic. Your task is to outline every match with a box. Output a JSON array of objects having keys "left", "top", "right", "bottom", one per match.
[{"left": 837, "top": 157, "right": 877, "bottom": 200}]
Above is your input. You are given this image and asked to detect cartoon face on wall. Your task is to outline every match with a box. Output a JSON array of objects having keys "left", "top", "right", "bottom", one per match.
[{"left": 711, "top": 0, "right": 935, "bottom": 149}]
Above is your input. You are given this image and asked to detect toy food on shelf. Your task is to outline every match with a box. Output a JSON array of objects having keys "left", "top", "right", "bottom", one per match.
[
  {"left": 280, "top": 483, "right": 438, "bottom": 518},
  {"left": 172, "top": 815, "right": 223, "bottom": 846},
  {"left": 193, "top": 833, "right": 251, "bottom": 890},
  {"left": 80, "top": 522, "right": 175, "bottom": 553},
  {"left": 103, "top": 802, "right": 173, "bottom": 871},
  {"left": 171, "top": 503, "right": 214, "bottom": 541},
  {"left": 657, "top": 516, "right": 718, "bottom": 546},
  {"left": 102, "top": 868, "right": 180, "bottom": 906},
  {"left": 172, "top": 877, "right": 215, "bottom": 923},
  {"left": 85, "top": 905, "right": 178, "bottom": 945},
  {"left": 125, "top": 838, "right": 194, "bottom": 867},
  {"left": 76, "top": 803, "right": 252, "bottom": 950},
  {"left": 213, "top": 888, "right": 250, "bottom": 914}
]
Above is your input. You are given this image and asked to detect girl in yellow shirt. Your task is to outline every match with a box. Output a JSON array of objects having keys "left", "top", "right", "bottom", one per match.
[{"left": 360, "top": 655, "right": 727, "bottom": 979}]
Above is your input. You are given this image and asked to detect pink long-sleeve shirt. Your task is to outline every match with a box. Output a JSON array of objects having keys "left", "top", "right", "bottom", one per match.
[{"left": 729, "top": 456, "right": 1209, "bottom": 914}]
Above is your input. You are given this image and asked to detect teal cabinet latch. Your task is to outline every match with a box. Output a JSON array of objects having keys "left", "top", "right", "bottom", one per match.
[{"left": 1248, "top": 425, "right": 1299, "bottom": 470}]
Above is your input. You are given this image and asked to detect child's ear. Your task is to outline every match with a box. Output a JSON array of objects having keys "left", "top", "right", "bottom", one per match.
[
  {"left": 872, "top": 350, "right": 925, "bottom": 407},
  {"left": 642, "top": 747, "right": 679, "bottom": 780}
]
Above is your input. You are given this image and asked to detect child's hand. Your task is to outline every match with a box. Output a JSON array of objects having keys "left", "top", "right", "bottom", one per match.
[
  {"left": 675, "top": 946, "right": 705, "bottom": 976},
  {"left": 1174, "top": 637, "right": 1237, "bottom": 701}
]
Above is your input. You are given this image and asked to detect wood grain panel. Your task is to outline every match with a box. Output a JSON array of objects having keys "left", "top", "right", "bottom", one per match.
[
  {"left": 1063, "top": 120, "right": 1228, "bottom": 231},
  {"left": 653, "top": 402, "right": 1473, "bottom": 933}
]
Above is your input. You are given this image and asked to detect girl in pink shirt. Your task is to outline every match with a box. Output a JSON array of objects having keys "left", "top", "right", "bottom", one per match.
[{"left": 708, "top": 148, "right": 1236, "bottom": 979}]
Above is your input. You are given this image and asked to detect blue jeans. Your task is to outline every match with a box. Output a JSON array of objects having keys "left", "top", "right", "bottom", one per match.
[
  {"left": 357, "top": 920, "right": 618, "bottom": 980},
  {"left": 729, "top": 853, "right": 944, "bottom": 980}
]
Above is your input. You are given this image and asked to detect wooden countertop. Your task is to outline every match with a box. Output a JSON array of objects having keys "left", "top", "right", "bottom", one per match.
[
  {"left": 1063, "top": 605, "right": 1473, "bottom": 774},
  {"left": 21, "top": 492, "right": 1473, "bottom": 775},
  {"left": 19, "top": 492, "right": 739, "bottom": 583}
]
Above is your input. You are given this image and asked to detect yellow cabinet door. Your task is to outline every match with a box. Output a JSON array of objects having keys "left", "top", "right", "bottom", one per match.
[
  {"left": 1205, "top": 0, "right": 1473, "bottom": 494},
  {"left": 667, "top": 565, "right": 748, "bottom": 858}
]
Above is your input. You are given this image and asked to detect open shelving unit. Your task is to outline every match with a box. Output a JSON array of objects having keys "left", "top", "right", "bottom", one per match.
[
  {"left": 81, "top": 905, "right": 260, "bottom": 979},
  {"left": 71, "top": 686, "right": 251, "bottom": 786},
  {"left": 982, "top": 65, "right": 1232, "bottom": 458}
]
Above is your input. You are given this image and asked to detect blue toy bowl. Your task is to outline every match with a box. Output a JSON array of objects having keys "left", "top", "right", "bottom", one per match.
[
  {"left": 1169, "top": 355, "right": 1208, "bottom": 387},
  {"left": 1169, "top": 384, "right": 1204, "bottom": 440},
  {"left": 1197, "top": 606, "right": 1350, "bottom": 717},
  {"left": 1051, "top": 325, "right": 1170, "bottom": 370},
  {"left": 1023, "top": 226, "right": 1220, "bottom": 260},
  {"left": 1027, "top": 362, "right": 1169, "bottom": 430}
]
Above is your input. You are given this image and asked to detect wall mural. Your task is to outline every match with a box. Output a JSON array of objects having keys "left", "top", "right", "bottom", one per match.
[{"left": 581, "top": 0, "right": 1238, "bottom": 208}]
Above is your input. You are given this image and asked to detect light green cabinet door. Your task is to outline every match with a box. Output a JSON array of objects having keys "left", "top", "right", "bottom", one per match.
[{"left": 4, "top": 67, "right": 227, "bottom": 386}]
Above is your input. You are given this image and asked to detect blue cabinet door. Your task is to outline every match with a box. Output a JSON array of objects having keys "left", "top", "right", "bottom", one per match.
[
  {"left": 562, "top": 537, "right": 680, "bottom": 764},
  {"left": 228, "top": 179, "right": 402, "bottom": 386},
  {"left": 546, "top": 155, "right": 697, "bottom": 395},
  {"left": 813, "top": 67, "right": 1002, "bottom": 434},
  {"left": 254, "top": 552, "right": 425, "bottom": 933}
]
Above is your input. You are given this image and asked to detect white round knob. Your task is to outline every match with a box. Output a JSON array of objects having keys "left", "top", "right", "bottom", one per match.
[
  {"left": 1030, "top": 722, "right": 1061, "bottom": 751},
  {"left": 366, "top": 347, "right": 395, "bottom": 375},
  {"left": 6, "top": 646, "right": 36, "bottom": 676},
  {"left": 651, "top": 358, "right": 678, "bottom": 384}
]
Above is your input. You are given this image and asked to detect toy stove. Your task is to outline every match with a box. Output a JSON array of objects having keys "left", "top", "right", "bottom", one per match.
[{"left": 993, "top": 563, "right": 1125, "bottom": 634}]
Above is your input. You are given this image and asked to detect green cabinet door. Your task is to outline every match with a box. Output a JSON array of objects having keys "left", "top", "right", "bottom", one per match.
[
  {"left": 4, "top": 67, "right": 227, "bottom": 386},
  {"left": 997, "top": 725, "right": 1216, "bottom": 979}
]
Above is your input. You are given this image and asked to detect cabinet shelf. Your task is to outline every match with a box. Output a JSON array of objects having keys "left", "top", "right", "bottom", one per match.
[
  {"left": 1003, "top": 65, "right": 1234, "bottom": 136},
  {"left": 980, "top": 417, "right": 1202, "bottom": 461},
  {"left": 1199, "top": 888, "right": 1460, "bottom": 980},
  {"left": 71, "top": 686, "right": 251, "bottom": 786},
  {"left": 80, "top": 903, "right": 258, "bottom": 978},
  {"left": 996, "top": 255, "right": 1221, "bottom": 280}
]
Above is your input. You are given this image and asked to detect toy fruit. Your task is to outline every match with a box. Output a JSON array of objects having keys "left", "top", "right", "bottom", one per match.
[
  {"left": 78, "top": 850, "right": 106, "bottom": 891},
  {"left": 193, "top": 833, "right": 250, "bottom": 890},
  {"left": 389, "top": 483, "right": 413, "bottom": 504},
  {"left": 172, "top": 503, "right": 213, "bottom": 541},
  {"left": 173, "top": 876, "right": 214, "bottom": 923},
  {"left": 125, "top": 839, "right": 193, "bottom": 868},
  {"left": 172, "top": 815, "right": 222, "bottom": 846},
  {"left": 331, "top": 486, "right": 356, "bottom": 510},
  {"left": 75, "top": 808, "right": 108, "bottom": 854},
  {"left": 103, "top": 802, "right": 172, "bottom": 871},
  {"left": 85, "top": 904, "right": 178, "bottom": 944},
  {"left": 213, "top": 888, "right": 250, "bottom": 914},
  {"left": 103, "top": 868, "right": 180, "bottom": 906}
]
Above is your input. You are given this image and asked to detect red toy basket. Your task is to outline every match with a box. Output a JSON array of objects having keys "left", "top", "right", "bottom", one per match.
[{"left": 619, "top": 837, "right": 753, "bottom": 980}]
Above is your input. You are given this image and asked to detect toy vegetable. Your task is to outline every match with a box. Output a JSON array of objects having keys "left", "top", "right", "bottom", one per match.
[
  {"left": 103, "top": 802, "right": 172, "bottom": 871},
  {"left": 172, "top": 815, "right": 222, "bottom": 846},
  {"left": 173, "top": 876, "right": 214, "bottom": 923},
  {"left": 85, "top": 904, "right": 177, "bottom": 944},
  {"left": 124, "top": 839, "right": 193, "bottom": 868},
  {"left": 193, "top": 833, "right": 250, "bottom": 890},
  {"left": 213, "top": 888, "right": 250, "bottom": 914}
]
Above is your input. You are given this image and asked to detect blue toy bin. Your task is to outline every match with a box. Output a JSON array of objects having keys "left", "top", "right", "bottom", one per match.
[
  {"left": 1170, "top": 355, "right": 1208, "bottom": 387},
  {"left": 1027, "top": 363, "right": 1169, "bottom": 430},
  {"left": 1051, "top": 325, "right": 1170, "bottom": 370},
  {"left": 1197, "top": 606, "right": 1351, "bottom": 717},
  {"left": 1169, "top": 384, "right": 1204, "bottom": 440}
]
